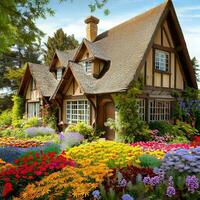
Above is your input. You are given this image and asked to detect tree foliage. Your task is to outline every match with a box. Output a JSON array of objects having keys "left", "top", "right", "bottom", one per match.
[
  {"left": 191, "top": 57, "right": 200, "bottom": 82},
  {"left": 43, "top": 28, "right": 79, "bottom": 65},
  {"left": 0, "top": 0, "right": 54, "bottom": 52}
]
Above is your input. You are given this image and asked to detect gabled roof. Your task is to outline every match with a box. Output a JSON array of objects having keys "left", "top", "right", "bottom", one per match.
[
  {"left": 73, "top": 39, "right": 110, "bottom": 61},
  {"left": 69, "top": 0, "right": 197, "bottom": 93},
  {"left": 18, "top": 63, "right": 59, "bottom": 97},
  {"left": 49, "top": 48, "right": 77, "bottom": 71}
]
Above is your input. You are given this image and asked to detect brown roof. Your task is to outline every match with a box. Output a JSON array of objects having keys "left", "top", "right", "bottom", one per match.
[
  {"left": 18, "top": 63, "right": 59, "bottom": 97},
  {"left": 68, "top": 1, "right": 168, "bottom": 94}
]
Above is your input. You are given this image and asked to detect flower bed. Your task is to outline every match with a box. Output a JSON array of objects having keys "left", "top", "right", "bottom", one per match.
[
  {"left": 131, "top": 141, "right": 191, "bottom": 153},
  {"left": 0, "top": 142, "right": 60, "bottom": 163},
  {"left": 66, "top": 141, "right": 164, "bottom": 168},
  {"left": 0, "top": 137, "right": 45, "bottom": 148},
  {"left": 0, "top": 151, "right": 75, "bottom": 198}
]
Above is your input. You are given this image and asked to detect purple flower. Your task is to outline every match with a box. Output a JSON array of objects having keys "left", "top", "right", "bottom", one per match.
[
  {"left": 143, "top": 176, "right": 151, "bottom": 185},
  {"left": 150, "top": 176, "right": 160, "bottom": 186},
  {"left": 118, "top": 178, "right": 127, "bottom": 187},
  {"left": 25, "top": 127, "right": 55, "bottom": 137},
  {"left": 185, "top": 175, "right": 199, "bottom": 193},
  {"left": 92, "top": 190, "right": 100, "bottom": 199},
  {"left": 166, "top": 186, "right": 176, "bottom": 197},
  {"left": 168, "top": 176, "right": 174, "bottom": 187},
  {"left": 121, "top": 194, "right": 134, "bottom": 200}
]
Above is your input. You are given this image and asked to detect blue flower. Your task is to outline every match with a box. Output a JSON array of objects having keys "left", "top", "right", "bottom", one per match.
[
  {"left": 92, "top": 190, "right": 100, "bottom": 199},
  {"left": 121, "top": 194, "right": 134, "bottom": 200},
  {"left": 166, "top": 186, "right": 176, "bottom": 197}
]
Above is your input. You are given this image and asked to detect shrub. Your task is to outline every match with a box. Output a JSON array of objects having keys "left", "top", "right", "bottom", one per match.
[
  {"left": 25, "top": 127, "right": 56, "bottom": 137},
  {"left": 60, "top": 132, "right": 84, "bottom": 149},
  {"left": 138, "top": 154, "right": 161, "bottom": 168},
  {"left": 66, "top": 122, "right": 94, "bottom": 140},
  {"left": 169, "top": 135, "right": 189, "bottom": 144},
  {"left": 149, "top": 121, "right": 174, "bottom": 136},
  {"left": 23, "top": 117, "right": 40, "bottom": 129},
  {"left": 30, "top": 134, "right": 60, "bottom": 144},
  {"left": 0, "top": 128, "right": 28, "bottom": 139},
  {"left": 0, "top": 110, "right": 12, "bottom": 127},
  {"left": 11, "top": 96, "right": 23, "bottom": 127}
]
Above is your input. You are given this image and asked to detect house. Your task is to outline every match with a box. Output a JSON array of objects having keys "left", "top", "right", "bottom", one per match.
[{"left": 18, "top": 0, "right": 197, "bottom": 139}]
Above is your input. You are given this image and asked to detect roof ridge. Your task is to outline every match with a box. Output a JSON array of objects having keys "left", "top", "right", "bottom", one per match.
[{"left": 95, "top": 1, "right": 167, "bottom": 41}]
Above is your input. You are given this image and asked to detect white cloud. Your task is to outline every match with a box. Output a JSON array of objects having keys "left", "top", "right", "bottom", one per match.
[{"left": 177, "top": 5, "right": 200, "bottom": 14}]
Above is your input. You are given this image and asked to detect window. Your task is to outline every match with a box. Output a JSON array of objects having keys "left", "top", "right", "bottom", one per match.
[
  {"left": 56, "top": 68, "right": 63, "bottom": 80},
  {"left": 66, "top": 100, "right": 90, "bottom": 124},
  {"left": 28, "top": 102, "right": 40, "bottom": 118},
  {"left": 83, "top": 61, "right": 92, "bottom": 74},
  {"left": 138, "top": 99, "right": 146, "bottom": 121},
  {"left": 155, "top": 49, "right": 169, "bottom": 71},
  {"left": 149, "top": 100, "right": 171, "bottom": 122}
]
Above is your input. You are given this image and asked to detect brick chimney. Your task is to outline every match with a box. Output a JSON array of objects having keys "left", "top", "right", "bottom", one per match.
[{"left": 84, "top": 16, "right": 99, "bottom": 42}]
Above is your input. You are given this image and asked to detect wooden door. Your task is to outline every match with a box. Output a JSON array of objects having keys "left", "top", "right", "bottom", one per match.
[{"left": 104, "top": 102, "right": 115, "bottom": 140}]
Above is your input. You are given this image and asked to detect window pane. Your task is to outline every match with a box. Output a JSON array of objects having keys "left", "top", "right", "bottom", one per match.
[
  {"left": 56, "top": 68, "right": 63, "bottom": 80},
  {"left": 66, "top": 100, "right": 90, "bottom": 124},
  {"left": 155, "top": 50, "right": 169, "bottom": 72}
]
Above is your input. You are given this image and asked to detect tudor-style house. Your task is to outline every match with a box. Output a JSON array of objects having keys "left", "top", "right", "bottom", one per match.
[{"left": 18, "top": 0, "right": 197, "bottom": 139}]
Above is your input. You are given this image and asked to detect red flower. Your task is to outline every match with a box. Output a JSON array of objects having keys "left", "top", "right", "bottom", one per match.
[
  {"left": 34, "top": 171, "right": 42, "bottom": 176},
  {"left": 2, "top": 182, "right": 13, "bottom": 197}
]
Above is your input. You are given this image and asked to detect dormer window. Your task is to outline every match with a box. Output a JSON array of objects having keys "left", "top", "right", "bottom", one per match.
[
  {"left": 56, "top": 68, "right": 63, "bottom": 80},
  {"left": 155, "top": 49, "right": 169, "bottom": 72},
  {"left": 83, "top": 61, "right": 92, "bottom": 75}
]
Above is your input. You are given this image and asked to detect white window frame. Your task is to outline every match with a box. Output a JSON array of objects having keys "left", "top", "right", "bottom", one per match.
[
  {"left": 27, "top": 102, "right": 40, "bottom": 118},
  {"left": 148, "top": 100, "right": 171, "bottom": 122},
  {"left": 66, "top": 100, "right": 90, "bottom": 124},
  {"left": 138, "top": 99, "right": 146, "bottom": 121},
  {"left": 155, "top": 49, "right": 169, "bottom": 72},
  {"left": 56, "top": 68, "right": 63, "bottom": 80}
]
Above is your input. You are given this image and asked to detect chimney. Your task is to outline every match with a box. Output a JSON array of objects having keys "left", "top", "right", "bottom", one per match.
[{"left": 84, "top": 16, "right": 99, "bottom": 42}]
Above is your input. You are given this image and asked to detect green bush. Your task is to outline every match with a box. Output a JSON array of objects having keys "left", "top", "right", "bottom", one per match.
[
  {"left": 12, "top": 95, "right": 24, "bottom": 127},
  {"left": 66, "top": 122, "right": 94, "bottom": 139},
  {"left": 0, "top": 128, "right": 28, "bottom": 139},
  {"left": 149, "top": 121, "right": 174, "bottom": 136},
  {"left": 139, "top": 154, "right": 162, "bottom": 168},
  {"left": 0, "top": 110, "right": 12, "bottom": 127},
  {"left": 30, "top": 134, "right": 60, "bottom": 144},
  {"left": 23, "top": 117, "right": 40, "bottom": 129},
  {"left": 169, "top": 135, "right": 189, "bottom": 144}
]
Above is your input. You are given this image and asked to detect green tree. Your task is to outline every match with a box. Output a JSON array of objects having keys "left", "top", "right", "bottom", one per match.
[
  {"left": 0, "top": 0, "right": 54, "bottom": 52},
  {"left": 191, "top": 57, "right": 200, "bottom": 82},
  {"left": 43, "top": 28, "right": 79, "bottom": 65}
]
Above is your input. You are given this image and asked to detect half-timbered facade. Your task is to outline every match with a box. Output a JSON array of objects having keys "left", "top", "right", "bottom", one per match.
[{"left": 19, "top": 0, "right": 197, "bottom": 139}]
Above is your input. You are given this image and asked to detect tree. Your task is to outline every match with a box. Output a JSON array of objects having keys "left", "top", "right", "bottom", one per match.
[
  {"left": 0, "top": 0, "right": 54, "bottom": 52},
  {"left": 0, "top": 43, "right": 42, "bottom": 112},
  {"left": 43, "top": 28, "right": 79, "bottom": 65},
  {"left": 192, "top": 57, "right": 200, "bottom": 82}
]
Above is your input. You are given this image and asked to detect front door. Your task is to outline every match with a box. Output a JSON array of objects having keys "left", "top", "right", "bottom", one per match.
[{"left": 104, "top": 102, "right": 115, "bottom": 140}]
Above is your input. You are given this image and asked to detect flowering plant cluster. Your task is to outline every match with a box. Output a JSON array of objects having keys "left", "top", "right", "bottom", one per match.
[
  {"left": 161, "top": 147, "right": 200, "bottom": 173},
  {"left": 25, "top": 127, "right": 56, "bottom": 137},
  {"left": 0, "top": 159, "right": 15, "bottom": 173},
  {"left": 150, "top": 129, "right": 173, "bottom": 143},
  {"left": 16, "top": 162, "right": 112, "bottom": 200},
  {"left": 191, "top": 136, "right": 200, "bottom": 147},
  {"left": 131, "top": 141, "right": 191, "bottom": 153},
  {"left": 0, "top": 137, "right": 45, "bottom": 148},
  {"left": 0, "top": 150, "right": 75, "bottom": 198},
  {"left": 67, "top": 141, "right": 164, "bottom": 168}
]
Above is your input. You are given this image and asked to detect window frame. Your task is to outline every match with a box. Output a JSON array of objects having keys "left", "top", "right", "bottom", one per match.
[
  {"left": 27, "top": 102, "right": 40, "bottom": 118},
  {"left": 66, "top": 99, "right": 90, "bottom": 124},
  {"left": 148, "top": 99, "right": 171, "bottom": 122},
  {"left": 154, "top": 49, "right": 170, "bottom": 72},
  {"left": 137, "top": 99, "right": 146, "bottom": 121},
  {"left": 56, "top": 68, "right": 63, "bottom": 81}
]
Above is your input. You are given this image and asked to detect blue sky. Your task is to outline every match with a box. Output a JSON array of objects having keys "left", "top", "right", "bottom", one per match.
[{"left": 36, "top": 0, "right": 200, "bottom": 63}]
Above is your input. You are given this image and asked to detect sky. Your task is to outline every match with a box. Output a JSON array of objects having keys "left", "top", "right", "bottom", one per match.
[{"left": 36, "top": 0, "right": 200, "bottom": 63}]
